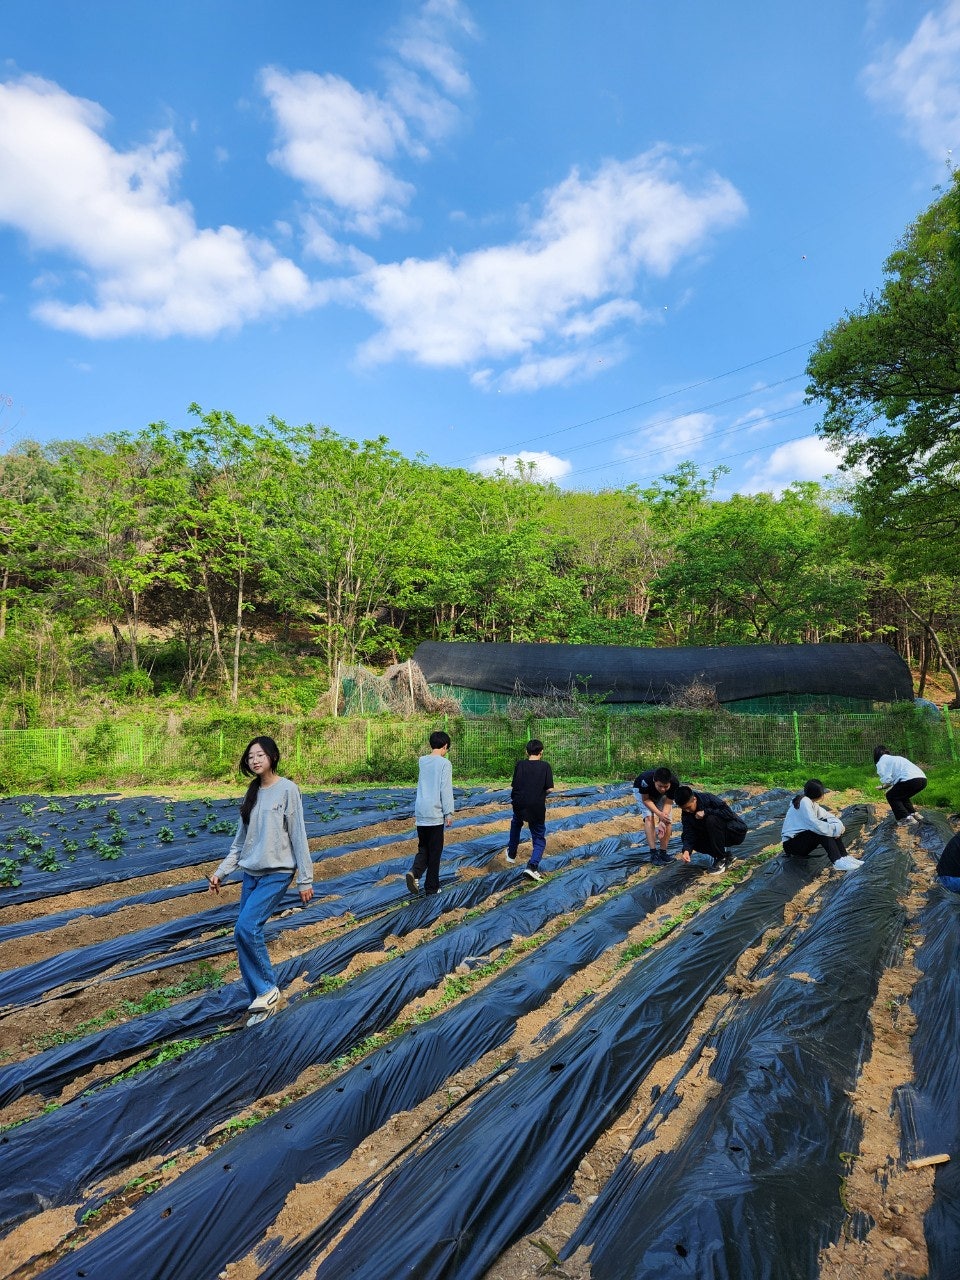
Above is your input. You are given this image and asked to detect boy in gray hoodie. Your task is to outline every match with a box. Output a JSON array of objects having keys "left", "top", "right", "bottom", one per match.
[{"left": 406, "top": 731, "right": 454, "bottom": 896}]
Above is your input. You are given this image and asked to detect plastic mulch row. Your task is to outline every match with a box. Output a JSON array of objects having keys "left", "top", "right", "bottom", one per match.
[
  {"left": 277, "top": 858, "right": 827, "bottom": 1279},
  {"left": 562, "top": 822, "right": 908, "bottom": 1278},
  {"left": 0, "top": 827, "right": 642, "bottom": 1108},
  {"left": 0, "top": 825, "right": 698, "bottom": 1233}
]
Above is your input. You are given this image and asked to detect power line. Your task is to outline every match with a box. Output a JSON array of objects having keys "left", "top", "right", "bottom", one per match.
[{"left": 456, "top": 338, "right": 817, "bottom": 465}]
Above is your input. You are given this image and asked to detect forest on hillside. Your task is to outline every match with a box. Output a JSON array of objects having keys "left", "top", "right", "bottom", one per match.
[{"left": 3, "top": 172, "right": 960, "bottom": 724}]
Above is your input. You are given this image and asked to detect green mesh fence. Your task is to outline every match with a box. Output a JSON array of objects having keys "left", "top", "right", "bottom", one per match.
[{"left": 0, "top": 707, "right": 956, "bottom": 789}]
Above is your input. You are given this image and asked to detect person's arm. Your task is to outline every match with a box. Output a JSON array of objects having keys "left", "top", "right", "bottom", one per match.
[
  {"left": 441, "top": 757, "right": 455, "bottom": 826},
  {"left": 286, "top": 784, "right": 315, "bottom": 902},
  {"left": 804, "top": 797, "right": 843, "bottom": 837},
  {"left": 209, "top": 818, "right": 243, "bottom": 893},
  {"left": 544, "top": 763, "right": 554, "bottom": 795}
]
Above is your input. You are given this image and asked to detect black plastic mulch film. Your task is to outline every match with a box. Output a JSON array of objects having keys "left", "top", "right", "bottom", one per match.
[
  {"left": 26, "top": 798, "right": 782, "bottom": 1279},
  {"left": 0, "top": 805, "right": 635, "bottom": 1107},
  {"left": 0, "top": 796, "right": 631, "bottom": 1011},
  {"left": 559, "top": 822, "right": 907, "bottom": 1279},
  {"left": 3, "top": 789, "right": 938, "bottom": 1280},
  {"left": 896, "top": 815, "right": 960, "bottom": 1280},
  {"left": 0, "top": 793, "right": 711, "bottom": 1233}
]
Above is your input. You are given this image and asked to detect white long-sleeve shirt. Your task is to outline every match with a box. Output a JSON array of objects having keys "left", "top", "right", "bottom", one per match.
[
  {"left": 781, "top": 795, "right": 844, "bottom": 841},
  {"left": 875, "top": 754, "right": 926, "bottom": 789}
]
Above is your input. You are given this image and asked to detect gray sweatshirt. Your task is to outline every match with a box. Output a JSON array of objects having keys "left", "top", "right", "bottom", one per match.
[
  {"left": 414, "top": 753, "right": 454, "bottom": 825},
  {"left": 213, "top": 776, "right": 313, "bottom": 887}
]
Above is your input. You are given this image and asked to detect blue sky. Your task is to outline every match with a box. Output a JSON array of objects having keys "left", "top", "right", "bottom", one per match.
[{"left": 1, "top": 0, "right": 957, "bottom": 495}]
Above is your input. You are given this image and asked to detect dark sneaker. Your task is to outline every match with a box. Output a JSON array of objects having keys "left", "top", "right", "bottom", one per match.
[
  {"left": 522, "top": 867, "right": 543, "bottom": 883},
  {"left": 651, "top": 851, "right": 673, "bottom": 865},
  {"left": 405, "top": 871, "right": 420, "bottom": 894},
  {"left": 708, "top": 855, "right": 732, "bottom": 876}
]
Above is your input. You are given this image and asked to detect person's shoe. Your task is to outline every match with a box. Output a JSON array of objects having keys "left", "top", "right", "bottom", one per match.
[
  {"left": 651, "top": 850, "right": 673, "bottom": 865},
  {"left": 906, "top": 813, "right": 922, "bottom": 826},
  {"left": 833, "top": 855, "right": 863, "bottom": 871},
  {"left": 522, "top": 867, "right": 543, "bottom": 883},
  {"left": 247, "top": 985, "right": 279, "bottom": 1013},
  {"left": 405, "top": 871, "right": 420, "bottom": 894},
  {"left": 708, "top": 855, "right": 731, "bottom": 875},
  {"left": 504, "top": 850, "right": 518, "bottom": 864}
]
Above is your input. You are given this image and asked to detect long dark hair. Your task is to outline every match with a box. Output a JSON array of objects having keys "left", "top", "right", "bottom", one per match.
[
  {"left": 239, "top": 736, "right": 281, "bottom": 825},
  {"left": 873, "top": 744, "right": 889, "bottom": 764},
  {"left": 792, "top": 778, "right": 825, "bottom": 809}
]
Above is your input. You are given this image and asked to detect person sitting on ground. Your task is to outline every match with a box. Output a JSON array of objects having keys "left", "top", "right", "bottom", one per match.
[
  {"left": 675, "top": 785, "right": 747, "bottom": 876},
  {"left": 504, "top": 739, "right": 554, "bottom": 883},
  {"left": 873, "top": 745, "right": 927, "bottom": 827},
  {"left": 781, "top": 779, "right": 862, "bottom": 872},
  {"left": 935, "top": 832, "right": 960, "bottom": 894},
  {"left": 632, "top": 765, "right": 680, "bottom": 864}
]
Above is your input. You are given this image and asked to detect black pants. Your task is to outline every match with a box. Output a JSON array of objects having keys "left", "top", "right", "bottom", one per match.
[
  {"left": 885, "top": 777, "right": 926, "bottom": 821},
  {"left": 783, "top": 829, "right": 847, "bottom": 864},
  {"left": 687, "top": 814, "right": 746, "bottom": 859},
  {"left": 412, "top": 824, "right": 445, "bottom": 895}
]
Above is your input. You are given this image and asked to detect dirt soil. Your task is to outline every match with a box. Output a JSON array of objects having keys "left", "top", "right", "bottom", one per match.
[{"left": 0, "top": 786, "right": 951, "bottom": 1280}]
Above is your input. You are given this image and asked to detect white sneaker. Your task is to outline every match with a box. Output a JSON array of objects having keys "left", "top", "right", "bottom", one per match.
[
  {"left": 247, "top": 985, "right": 280, "bottom": 1012},
  {"left": 833, "top": 855, "right": 863, "bottom": 872},
  {"left": 907, "top": 813, "right": 922, "bottom": 825},
  {"left": 522, "top": 867, "right": 543, "bottom": 882},
  {"left": 504, "top": 850, "right": 518, "bottom": 864}
]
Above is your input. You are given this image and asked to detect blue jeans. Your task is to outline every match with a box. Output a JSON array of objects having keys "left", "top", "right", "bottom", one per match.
[
  {"left": 938, "top": 875, "right": 960, "bottom": 894},
  {"left": 508, "top": 812, "right": 547, "bottom": 869},
  {"left": 235, "top": 871, "right": 293, "bottom": 1001}
]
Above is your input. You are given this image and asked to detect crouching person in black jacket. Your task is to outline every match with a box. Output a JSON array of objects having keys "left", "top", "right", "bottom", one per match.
[{"left": 675, "top": 785, "right": 747, "bottom": 876}]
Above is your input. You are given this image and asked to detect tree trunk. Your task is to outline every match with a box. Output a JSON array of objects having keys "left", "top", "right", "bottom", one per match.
[{"left": 895, "top": 590, "right": 960, "bottom": 707}]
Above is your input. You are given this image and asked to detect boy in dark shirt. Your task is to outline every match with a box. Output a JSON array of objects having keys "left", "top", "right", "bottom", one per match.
[
  {"left": 675, "top": 785, "right": 748, "bottom": 876},
  {"left": 632, "top": 765, "right": 680, "bottom": 864},
  {"left": 504, "top": 739, "right": 554, "bottom": 883}
]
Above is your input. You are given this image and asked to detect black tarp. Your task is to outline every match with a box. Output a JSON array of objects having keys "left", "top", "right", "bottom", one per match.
[
  {"left": 562, "top": 824, "right": 908, "bottom": 1279},
  {"left": 412, "top": 640, "right": 913, "bottom": 705},
  {"left": 896, "top": 816, "right": 960, "bottom": 1280},
  {"left": 306, "top": 857, "right": 824, "bottom": 1280}
]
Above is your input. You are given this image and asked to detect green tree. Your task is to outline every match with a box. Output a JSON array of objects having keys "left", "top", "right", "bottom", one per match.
[
  {"left": 51, "top": 434, "right": 185, "bottom": 671},
  {"left": 652, "top": 485, "right": 862, "bottom": 645},
  {"left": 806, "top": 170, "right": 960, "bottom": 566}
]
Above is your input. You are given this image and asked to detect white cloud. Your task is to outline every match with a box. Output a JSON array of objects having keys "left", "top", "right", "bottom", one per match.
[
  {"left": 353, "top": 150, "right": 746, "bottom": 384},
  {"left": 741, "top": 435, "right": 842, "bottom": 494},
  {"left": 471, "top": 449, "right": 572, "bottom": 481},
  {"left": 262, "top": 0, "right": 475, "bottom": 234},
  {"left": 863, "top": 0, "right": 960, "bottom": 161},
  {"left": 0, "top": 75, "right": 315, "bottom": 338},
  {"left": 617, "top": 411, "right": 718, "bottom": 469}
]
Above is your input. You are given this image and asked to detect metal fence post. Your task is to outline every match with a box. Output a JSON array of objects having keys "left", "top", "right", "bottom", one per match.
[
  {"left": 792, "top": 712, "right": 802, "bottom": 765},
  {"left": 945, "top": 708, "right": 958, "bottom": 763}
]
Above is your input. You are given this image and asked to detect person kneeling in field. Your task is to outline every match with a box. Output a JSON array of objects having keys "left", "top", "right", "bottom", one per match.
[
  {"left": 675, "top": 785, "right": 747, "bottom": 876},
  {"left": 781, "top": 779, "right": 862, "bottom": 872}
]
